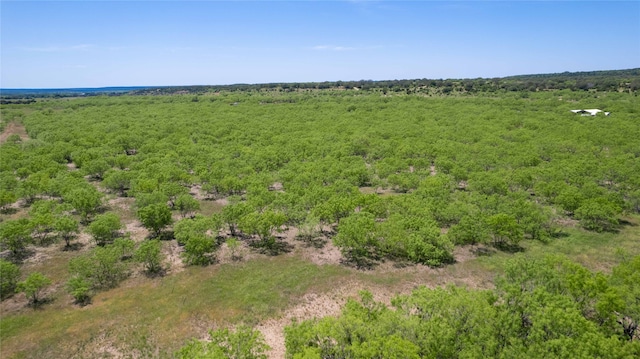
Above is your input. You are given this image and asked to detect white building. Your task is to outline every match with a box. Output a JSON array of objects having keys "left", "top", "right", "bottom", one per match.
[{"left": 570, "top": 109, "right": 610, "bottom": 116}]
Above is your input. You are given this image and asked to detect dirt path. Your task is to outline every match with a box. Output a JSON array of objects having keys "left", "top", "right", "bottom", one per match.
[
  {"left": 256, "top": 236, "right": 493, "bottom": 358},
  {"left": 257, "top": 283, "right": 368, "bottom": 358},
  {"left": 0, "top": 122, "right": 29, "bottom": 143}
]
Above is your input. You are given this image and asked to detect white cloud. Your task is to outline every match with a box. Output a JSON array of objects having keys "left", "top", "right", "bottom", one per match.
[
  {"left": 21, "top": 44, "right": 94, "bottom": 52},
  {"left": 310, "top": 45, "right": 381, "bottom": 51}
]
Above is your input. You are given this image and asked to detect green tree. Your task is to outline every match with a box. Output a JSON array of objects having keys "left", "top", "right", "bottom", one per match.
[
  {"left": 54, "top": 215, "right": 79, "bottom": 248},
  {"left": 17, "top": 272, "right": 51, "bottom": 305},
  {"left": 0, "top": 219, "right": 32, "bottom": 257},
  {"left": 113, "top": 236, "right": 135, "bottom": 259},
  {"left": 333, "top": 212, "right": 379, "bottom": 267},
  {"left": 28, "top": 200, "right": 58, "bottom": 245},
  {"left": 138, "top": 203, "right": 172, "bottom": 237},
  {"left": 0, "top": 259, "right": 20, "bottom": 300},
  {"left": 103, "top": 169, "right": 132, "bottom": 196},
  {"left": 222, "top": 200, "right": 252, "bottom": 236},
  {"left": 134, "top": 239, "right": 164, "bottom": 274},
  {"left": 88, "top": 212, "right": 122, "bottom": 245},
  {"left": 575, "top": 198, "right": 621, "bottom": 232},
  {"left": 239, "top": 210, "right": 287, "bottom": 243},
  {"left": 65, "top": 187, "right": 102, "bottom": 222},
  {"left": 608, "top": 256, "right": 640, "bottom": 341},
  {"left": 312, "top": 195, "right": 355, "bottom": 226},
  {"left": 68, "top": 245, "right": 129, "bottom": 290},
  {"left": 174, "top": 214, "right": 220, "bottom": 246},
  {"left": 555, "top": 185, "right": 585, "bottom": 214},
  {"left": 486, "top": 213, "right": 523, "bottom": 249},
  {"left": 83, "top": 158, "right": 110, "bottom": 180},
  {"left": 134, "top": 191, "right": 168, "bottom": 209},
  {"left": 66, "top": 276, "right": 92, "bottom": 305},
  {"left": 0, "top": 190, "right": 17, "bottom": 212},
  {"left": 175, "top": 194, "right": 200, "bottom": 218},
  {"left": 405, "top": 228, "right": 453, "bottom": 266},
  {"left": 19, "top": 171, "right": 50, "bottom": 203},
  {"left": 182, "top": 235, "right": 216, "bottom": 266},
  {"left": 160, "top": 182, "right": 188, "bottom": 208},
  {"left": 447, "top": 213, "right": 490, "bottom": 245}
]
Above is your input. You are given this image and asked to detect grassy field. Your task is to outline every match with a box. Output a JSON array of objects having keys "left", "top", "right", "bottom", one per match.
[
  {"left": 1, "top": 89, "right": 639, "bottom": 358},
  {"left": 2, "top": 214, "right": 638, "bottom": 358}
]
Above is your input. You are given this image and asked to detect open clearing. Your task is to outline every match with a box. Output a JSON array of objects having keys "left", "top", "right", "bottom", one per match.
[
  {"left": 1, "top": 87, "right": 639, "bottom": 358},
  {"left": 0, "top": 122, "right": 29, "bottom": 144},
  {"left": 2, "top": 214, "right": 639, "bottom": 358}
]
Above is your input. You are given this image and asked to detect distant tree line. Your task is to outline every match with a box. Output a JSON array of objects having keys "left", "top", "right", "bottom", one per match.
[
  {"left": 128, "top": 68, "right": 639, "bottom": 95},
  {"left": 2, "top": 69, "right": 638, "bottom": 100}
]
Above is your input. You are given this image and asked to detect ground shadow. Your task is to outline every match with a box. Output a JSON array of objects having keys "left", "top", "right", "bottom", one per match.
[
  {"left": 295, "top": 235, "right": 327, "bottom": 249},
  {"left": 493, "top": 242, "right": 525, "bottom": 253},
  {"left": 391, "top": 258, "right": 414, "bottom": 269},
  {"left": 249, "top": 237, "right": 294, "bottom": 256},
  {"left": 551, "top": 230, "right": 570, "bottom": 239},
  {"left": 619, "top": 219, "right": 637, "bottom": 227},
  {"left": 0, "top": 208, "right": 18, "bottom": 215},
  {"left": 340, "top": 256, "right": 380, "bottom": 270},
  {"left": 142, "top": 267, "right": 168, "bottom": 279},
  {"left": 72, "top": 297, "right": 93, "bottom": 307},
  {"left": 148, "top": 230, "right": 175, "bottom": 241},
  {"left": 27, "top": 296, "right": 54, "bottom": 310},
  {"left": 62, "top": 242, "right": 85, "bottom": 251},
  {"left": 472, "top": 246, "right": 497, "bottom": 257},
  {"left": 4, "top": 248, "right": 36, "bottom": 264}
]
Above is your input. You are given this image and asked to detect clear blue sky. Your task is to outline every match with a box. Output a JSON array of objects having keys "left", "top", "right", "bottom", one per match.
[{"left": 1, "top": 1, "right": 639, "bottom": 88}]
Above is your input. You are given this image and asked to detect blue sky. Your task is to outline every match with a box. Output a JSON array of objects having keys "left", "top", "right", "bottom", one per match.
[{"left": 1, "top": 1, "right": 639, "bottom": 88}]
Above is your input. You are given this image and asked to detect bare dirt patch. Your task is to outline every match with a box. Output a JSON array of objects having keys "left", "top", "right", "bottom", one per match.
[
  {"left": 556, "top": 217, "right": 579, "bottom": 227},
  {"left": 0, "top": 122, "right": 29, "bottom": 143},
  {"left": 125, "top": 221, "right": 150, "bottom": 242},
  {"left": 107, "top": 197, "right": 149, "bottom": 241},
  {"left": 256, "top": 282, "right": 367, "bottom": 359},
  {"left": 290, "top": 228, "right": 343, "bottom": 266},
  {"left": 254, "top": 238, "right": 504, "bottom": 358},
  {"left": 215, "top": 197, "right": 229, "bottom": 206},
  {"left": 108, "top": 196, "right": 135, "bottom": 215},
  {"left": 162, "top": 240, "right": 185, "bottom": 274},
  {"left": 189, "top": 184, "right": 207, "bottom": 201},
  {"left": 257, "top": 276, "right": 434, "bottom": 359}
]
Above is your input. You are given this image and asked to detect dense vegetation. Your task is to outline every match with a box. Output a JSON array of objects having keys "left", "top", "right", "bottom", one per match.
[
  {"left": 285, "top": 255, "right": 640, "bottom": 358},
  {"left": 1, "top": 76, "right": 639, "bottom": 357},
  {"left": 127, "top": 68, "right": 640, "bottom": 95}
]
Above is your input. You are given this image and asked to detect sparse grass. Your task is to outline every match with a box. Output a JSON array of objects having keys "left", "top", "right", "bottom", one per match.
[
  {"left": 198, "top": 200, "right": 225, "bottom": 216},
  {"left": 106, "top": 196, "right": 137, "bottom": 222},
  {"left": 0, "top": 205, "right": 29, "bottom": 223},
  {"left": 0, "top": 256, "right": 350, "bottom": 358},
  {"left": 468, "top": 214, "right": 640, "bottom": 276},
  {"left": 1, "top": 215, "right": 639, "bottom": 358}
]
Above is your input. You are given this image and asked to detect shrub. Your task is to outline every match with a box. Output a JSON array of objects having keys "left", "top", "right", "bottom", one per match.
[
  {"left": 88, "top": 212, "right": 122, "bottom": 245},
  {"left": 0, "top": 259, "right": 20, "bottom": 300},
  {"left": 18, "top": 272, "right": 51, "bottom": 304},
  {"left": 176, "top": 326, "right": 269, "bottom": 359},
  {"left": 134, "top": 240, "right": 164, "bottom": 274}
]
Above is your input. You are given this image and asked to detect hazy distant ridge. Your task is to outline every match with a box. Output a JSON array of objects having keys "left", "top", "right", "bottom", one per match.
[
  {"left": 2, "top": 68, "right": 638, "bottom": 97},
  {"left": 0, "top": 87, "right": 154, "bottom": 95}
]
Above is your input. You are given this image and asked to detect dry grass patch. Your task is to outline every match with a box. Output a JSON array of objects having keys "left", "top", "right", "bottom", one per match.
[
  {"left": 2, "top": 215, "right": 639, "bottom": 359},
  {"left": 0, "top": 256, "right": 351, "bottom": 359},
  {"left": 0, "top": 122, "right": 29, "bottom": 144},
  {"left": 198, "top": 198, "right": 227, "bottom": 216}
]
